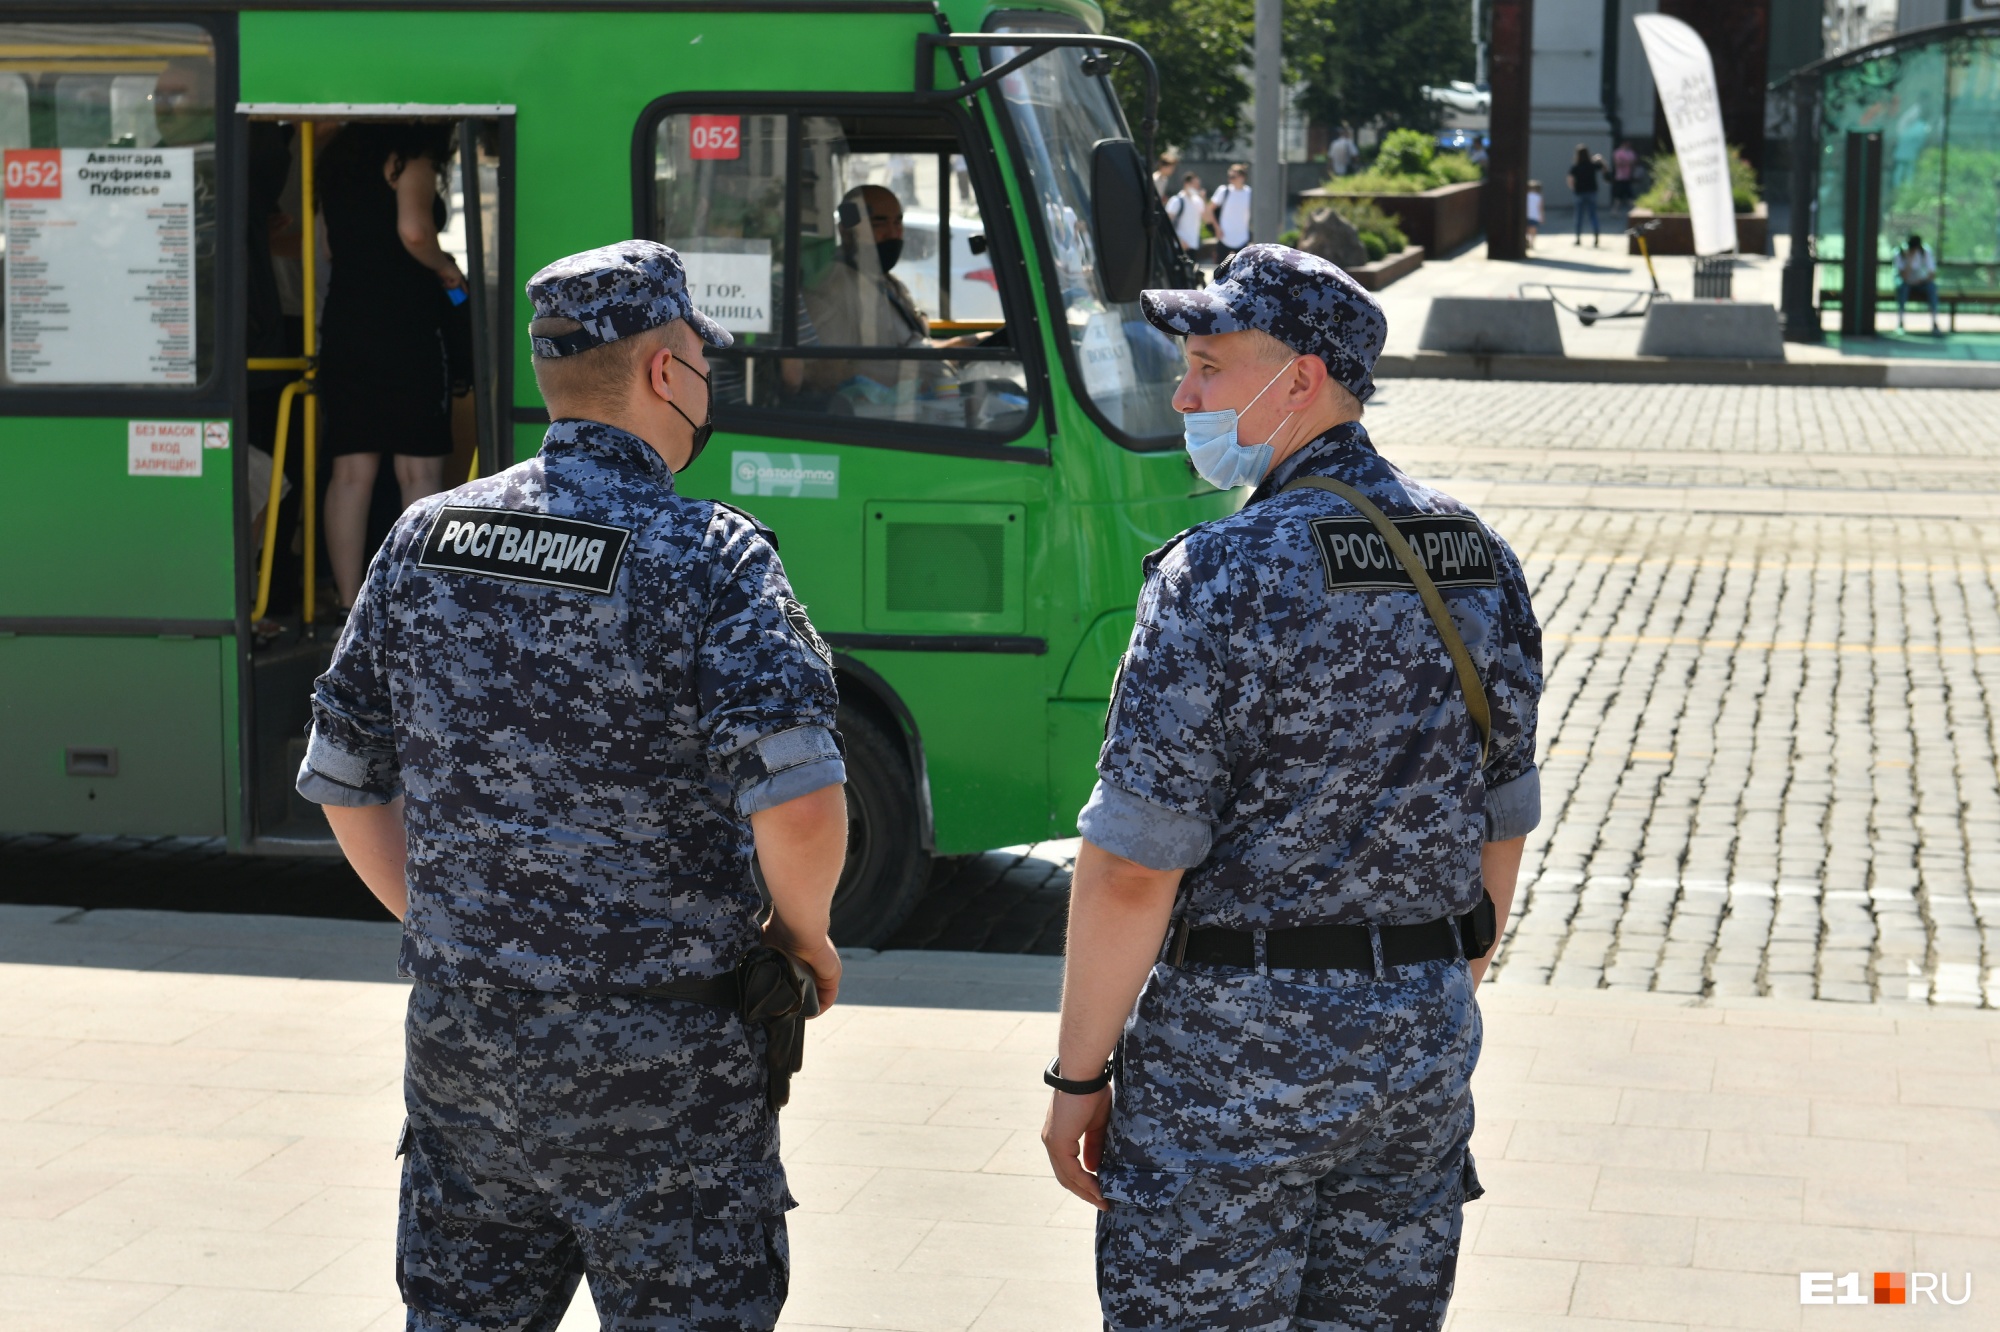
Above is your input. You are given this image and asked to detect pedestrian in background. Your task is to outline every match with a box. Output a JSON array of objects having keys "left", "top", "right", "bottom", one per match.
[
  {"left": 1211, "top": 163, "right": 1253, "bottom": 263},
  {"left": 1152, "top": 150, "right": 1180, "bottom": 200},
  {"left": 301, "top": 241, "right": 848, "bottom": 1331},
  {"left": 1569, "top": 143, "right": 1605, "bottom": 246},
  {"left": 1525, "top": 179, "right": 1543, "bottom": 250},
  {"left": 1894, "top": 232, "right": 1942, "bottom": 334},
  {"left": 1042, "top": 244, "right": 1543, "bottom": 1332},
  {"left": 1165, "top": 171, "right": 1210, "bottom": 259},
  {"left": 1327, "top": 125, "right": 1358, "bottom": 178},
  {"left": 1610, "top": 139, "right": 1638, "bottom": 211}
]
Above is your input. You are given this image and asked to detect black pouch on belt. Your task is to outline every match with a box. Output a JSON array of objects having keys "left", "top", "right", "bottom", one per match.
[
  {"left": 1457, "top": 890, "right": 1498, "bottom": 960},
  {"left": 736, "top": 946, "right": 819, "bottom": 1111}
]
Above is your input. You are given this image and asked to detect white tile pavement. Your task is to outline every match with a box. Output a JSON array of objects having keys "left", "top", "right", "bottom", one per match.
[{"left": 1, "top": 905, "right": 1996, "bottom": 1330}]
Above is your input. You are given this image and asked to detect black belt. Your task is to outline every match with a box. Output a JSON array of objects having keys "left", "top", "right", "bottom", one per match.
[
  {"left": 1171, "top": 916, "right": 1466, "bottom": 971},
  {"left": 641, "top": 948, "right": 817, "bottom": 1110}
]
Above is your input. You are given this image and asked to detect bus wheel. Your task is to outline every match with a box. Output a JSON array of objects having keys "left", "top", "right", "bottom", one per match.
[{"left": 830, "top": 704, "right": 931, "bottom": 947}]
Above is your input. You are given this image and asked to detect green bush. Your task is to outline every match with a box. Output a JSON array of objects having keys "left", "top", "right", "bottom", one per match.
[
  {"left": 1633, "top": 145, "right": 1761, "bottom": 213},
  {"left": 1359, "top": 232, "right": 1388, "bottom": 262},
  {"left": 1278, "top": 228, "right": 1303, "bottom": 246},
  {"left": 1376, "top": 128, "right": 1436, "bottom": 177},
  {"left": 1325, "top": 142, "right": 1480, "bottom": 196}
]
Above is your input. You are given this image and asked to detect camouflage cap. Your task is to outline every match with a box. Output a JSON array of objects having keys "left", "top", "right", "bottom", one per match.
[
  {"left": 1140, "top": 243, "right": 1387, "bottom": 403},
  {"left": 526, "top": 240, "right": 732, "bottom": 359}
]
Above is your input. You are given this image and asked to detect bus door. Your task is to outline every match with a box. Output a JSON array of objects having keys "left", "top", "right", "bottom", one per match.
[{"left": 234, "top": 102, "right": 512, "bottom": 850}]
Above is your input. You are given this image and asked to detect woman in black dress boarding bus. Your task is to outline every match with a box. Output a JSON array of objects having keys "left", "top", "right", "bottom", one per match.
[{"left": 317, "top": 121, "right": 464, "bottom": 616}]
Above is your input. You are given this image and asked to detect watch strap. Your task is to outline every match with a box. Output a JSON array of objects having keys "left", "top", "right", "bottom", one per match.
[{"left": 1043, "top": 1053, "right": 1113, "bottom": 1094}]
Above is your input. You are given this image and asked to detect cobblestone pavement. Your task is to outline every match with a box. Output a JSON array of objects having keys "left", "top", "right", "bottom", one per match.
[{"left": 897, "top": 383, "right": 2000, "bottom": 1009}]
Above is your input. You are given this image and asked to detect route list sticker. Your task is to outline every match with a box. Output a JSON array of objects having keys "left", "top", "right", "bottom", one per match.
[{"left": 6, "top": 147, "right": 197, "bottom": 385}]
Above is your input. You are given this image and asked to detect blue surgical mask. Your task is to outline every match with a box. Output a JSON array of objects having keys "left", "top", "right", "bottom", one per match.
[{"left": 1181, "top": 358, "right": 1299, "bottom": 489}]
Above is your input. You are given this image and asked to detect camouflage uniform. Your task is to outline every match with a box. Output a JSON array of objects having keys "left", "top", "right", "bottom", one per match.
[
  {"left": 299, "top": 242, "right": 841, "bottom": 1331},
  {"left": 1076, "top": 245, "right": 1543, "bottom": 1330}
]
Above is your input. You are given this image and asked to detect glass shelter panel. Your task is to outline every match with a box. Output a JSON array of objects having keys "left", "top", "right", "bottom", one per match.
[
  {"left": 1816, "top": 32, "right": 2000, "bottom": 295},
  {"left": 0, "top": 23, "right": 216, "bottom": 389}
]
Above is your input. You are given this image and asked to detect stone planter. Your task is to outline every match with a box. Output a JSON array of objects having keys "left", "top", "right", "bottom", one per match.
[
  {"left": 1299, "top": 180, "right": 1485, "bottom": 257},
  {"left": 1626, "top": 203, "right": 1768, "bottom": 255},
  {"left": 1346, "top": 245, "right": 1425, "bottom": 292}
]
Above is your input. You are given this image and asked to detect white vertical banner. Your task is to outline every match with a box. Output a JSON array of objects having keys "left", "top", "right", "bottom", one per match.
[{"left": 1633, "top": 14, "right": 1738, "bottom": 257}]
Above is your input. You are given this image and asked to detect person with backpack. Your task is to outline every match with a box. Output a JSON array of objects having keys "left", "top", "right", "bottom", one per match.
[
  {"left": 1165, "top": 172, "right": 1211, "bottom": 260},
  {"left": 1210, "top": 163, "right": 1253, "bottom": 263}
]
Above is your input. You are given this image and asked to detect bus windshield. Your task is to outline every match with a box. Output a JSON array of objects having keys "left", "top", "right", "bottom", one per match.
[{"left": 990, "top": 35, "right": 1183, "bottom": 447}]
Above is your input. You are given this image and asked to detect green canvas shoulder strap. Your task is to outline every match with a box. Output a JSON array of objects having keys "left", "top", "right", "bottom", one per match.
[{"left": 1281, "top": 475, "right": 1493, "bottom": 766}]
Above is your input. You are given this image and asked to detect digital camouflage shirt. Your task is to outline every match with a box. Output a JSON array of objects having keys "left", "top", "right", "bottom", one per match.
[
  {"left": 1079, "top": 421, "right": 1542, "bottom": 929},
  {"left": 299, "top": 418, "right": 844, "bottom": 992}
]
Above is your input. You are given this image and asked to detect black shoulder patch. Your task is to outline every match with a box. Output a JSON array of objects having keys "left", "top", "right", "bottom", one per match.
[
  {"left": 712, "top": 500, "right": 778, "bottom": 552},
  {"left": 1306, "top": 514, "right": 1499, "bottom": 592},
  {"left": 417, "top": 506, "right": 631, "bottom": 595},
  {"left": 780, "top": 597, "right": 833, "bottom": 668}
]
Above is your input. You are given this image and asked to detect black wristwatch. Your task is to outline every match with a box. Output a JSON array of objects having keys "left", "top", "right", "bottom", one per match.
[{"left": 1043, "top": 1054, "right": 1114, "bottom": 1095}]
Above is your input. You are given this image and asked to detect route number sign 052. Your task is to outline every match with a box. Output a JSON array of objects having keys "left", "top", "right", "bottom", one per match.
[
  {"left": 689, "top": 115, "right": 741, "bottom": 160},
  {"left": 4, "top": 149, "right": 60, "bottom": 198}
]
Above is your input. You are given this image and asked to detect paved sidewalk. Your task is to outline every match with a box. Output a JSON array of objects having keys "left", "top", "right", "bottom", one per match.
[
  {"left": 4, "top": 905, "right": 1997, "bottom": 1330},
  {"left": 1368, "top": 235, "right": 2000, "bottom": 386}
]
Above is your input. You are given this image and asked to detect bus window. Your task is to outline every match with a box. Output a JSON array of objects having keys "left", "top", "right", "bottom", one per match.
[
  {"left": 989, "top": 31, "right": 1185, "bottom": 447},
  {"left": 650, "top": 108, "right": 1032, "bottom": 440},
  {"left": 0, "top": 23, "right": 216, "bottom": 389}
]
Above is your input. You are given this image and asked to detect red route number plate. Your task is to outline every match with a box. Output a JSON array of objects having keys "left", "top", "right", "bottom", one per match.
[
  {"left": 688, "top": 115, "right": 741, "bottom": 161},
  {"left": 4, "top": 148, "right": 61, "bottom": 199}
]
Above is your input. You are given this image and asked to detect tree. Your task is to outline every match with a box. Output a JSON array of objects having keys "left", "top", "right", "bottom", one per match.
[
  {"left": 1289, "top": 0, "right": 1475, "bottom": 135},
  {"left": 1099, "top": 0, "right": 1254, "bottom": 151},
  {"left": 1099, "top": 0, "right": 1475, "bottom": 148}
]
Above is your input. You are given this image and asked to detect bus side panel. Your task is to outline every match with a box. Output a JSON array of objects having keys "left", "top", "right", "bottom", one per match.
[
  {"left": 0, "top": 635, "right": 228, "bottom": 836},
  {"left": 0, "top": 417, "right": 235, "bottom": 619},
  {"left": 867, "top": 652, "right": 1048, "bottom": 856}
]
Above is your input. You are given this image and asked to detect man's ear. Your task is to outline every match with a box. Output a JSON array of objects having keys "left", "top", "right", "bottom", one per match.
[
  {"left": 1288, "top": 353, "right": 1328, "bottom": 403},
  {"left": 647, "top": 344, "right": 675, "bottom": 403}
]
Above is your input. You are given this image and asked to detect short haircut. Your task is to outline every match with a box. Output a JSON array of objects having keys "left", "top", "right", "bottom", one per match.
[
  {"left": 1182, "top": 172, "right": 1200, "bottom": 185},
  {"left": 1229, "top": 162, "right": 1248, "bottom": 176},
  {"left": 1238, "top": 329, "right": 1362, "bottom": 416},
  {"left": 530, "top": 317, "right": 693, "bottom": 415}
]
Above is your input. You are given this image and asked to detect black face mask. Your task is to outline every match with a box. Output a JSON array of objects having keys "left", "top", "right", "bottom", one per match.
[
  {"left": 667, "top": 359, "right": 714, "bottom": 470},
  {"left": 875, "top": 238, "right": 903, "bottom": 273}
]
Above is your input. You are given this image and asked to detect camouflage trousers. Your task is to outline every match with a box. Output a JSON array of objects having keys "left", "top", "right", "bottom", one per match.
[
  {"left": 1096, "top": 956, "right": 1482, "bottom": 1332},
  {"left": 397, "top": 981, "right": 793, "bottom": 1332}
]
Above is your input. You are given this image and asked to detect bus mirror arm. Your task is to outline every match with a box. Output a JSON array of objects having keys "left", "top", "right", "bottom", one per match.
[{"left": 915, "top": 32, "right": 1160, "bottom": 167}]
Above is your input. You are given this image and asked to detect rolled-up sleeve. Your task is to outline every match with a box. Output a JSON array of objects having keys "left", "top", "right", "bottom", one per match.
[
  {"left": 726, "top": 724, "right": 846, "bottom": 816},
  {"left": 1480, "top": 524, "right": 1545, "bottom": 840},
  {"left": 1484, "top": 768, "right": 1541, "bottom": 842},
  {"left": 296, "top": 578, "right": 400, "bottom": 807},
  {"left": 1084, "top": 539, "right": 1245, "bottom": 869},
  {"left": 697, "top": 517, "right": 845, "bottom": 815},
  {"left": 1078, "top": 778, "right": 1213, "bottom": 871}
]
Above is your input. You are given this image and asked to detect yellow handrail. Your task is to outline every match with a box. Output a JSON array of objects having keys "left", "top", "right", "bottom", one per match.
[
  {"left": 299, "top": 121, "right": 319, "bottom": 631},
  {"left": 250, "top": 377, "right": 305, "bottom": 622},
  {"left": 246, "top": 123, "right": 323, "bottom": 630}
]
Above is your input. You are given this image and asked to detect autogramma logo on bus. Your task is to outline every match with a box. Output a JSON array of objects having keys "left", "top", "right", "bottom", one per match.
[{"left": 1799, "top": 1271, "right": 1972, "bottom": 1305}]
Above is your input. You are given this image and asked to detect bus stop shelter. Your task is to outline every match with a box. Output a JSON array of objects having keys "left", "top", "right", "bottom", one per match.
[{"left": 1780, "top": 17, "right": 2000, "bottom": 341}]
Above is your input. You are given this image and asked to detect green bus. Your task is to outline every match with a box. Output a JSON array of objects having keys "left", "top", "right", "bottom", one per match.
[{"left": 0, "top": 0, "right": 1223, "bottom": 943}]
